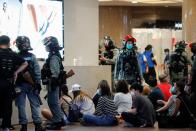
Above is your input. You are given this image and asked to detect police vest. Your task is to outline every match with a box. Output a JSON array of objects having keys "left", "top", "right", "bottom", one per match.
[{"left": 16, "top": 52, "right": 35, "bottom": 84}]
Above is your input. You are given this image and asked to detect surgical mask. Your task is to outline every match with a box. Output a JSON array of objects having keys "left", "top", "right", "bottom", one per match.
[
  {"left": 165, "top": 52, "right": 169, "bottom": 55},
  {"left": 45, "top": 46, "right": 50, "bottom": 52},
  {"left": 171, "top": 86, "right": 177, "bottom": 94},
  {"left": 126, "top": 44, "right": 133, "bottom": 50},
  {"left": 96, "top": 89, "right": 101, "bottom": 95},
  {"left": 137, "top": 49, "right": 142, "bottom": 54}
]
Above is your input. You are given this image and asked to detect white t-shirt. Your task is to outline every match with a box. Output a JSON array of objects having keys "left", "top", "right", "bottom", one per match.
[
  {"left": 114, "top": 92, "right": 132, "bottom": 114},
  {"left": 73, "top": 95, "right": 95, "bottom": 115}
]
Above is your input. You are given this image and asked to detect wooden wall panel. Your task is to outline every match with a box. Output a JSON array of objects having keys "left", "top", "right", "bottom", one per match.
[
  {"left": 99, "top": 6, "right": 132, "bottom": 47},
  {"left": 99, "top": 6, "right": 182, "bottom": 47}
]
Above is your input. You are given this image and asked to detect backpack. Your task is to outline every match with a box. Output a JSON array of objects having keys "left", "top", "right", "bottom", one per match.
[
  {"left": 170, "top": 52, "right": 187, "bottom": 73},
  {"left": 67, "top": 103, "right": 81, "bottom": 122},
  {"left": 41, "top": 54, "right": 66, "bottom": 85},
  {"left": 61, "top": 97, "right": 81, "bottom": 122}
]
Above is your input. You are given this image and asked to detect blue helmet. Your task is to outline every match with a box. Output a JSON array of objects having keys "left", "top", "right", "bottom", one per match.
[
  {"left": 43, "top": 36, "right": 63, "bottom": 52},
  {"left": 16, "top": 36, "right": 33, "bottom": 51}
]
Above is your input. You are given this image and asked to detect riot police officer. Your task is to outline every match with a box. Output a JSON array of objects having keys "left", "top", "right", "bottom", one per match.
[
  {"left": 100, "top": 36, "right": 119, "bottom": 91},
  {"left": 114, "top": 34, "right": 141, "bottom": 85},
  {"left": 99, "top": 36, "right": 119, "bottom": 68},
  {"left": 169, "top": 41, "right": 191, "bottom": 83},
  {"left": 15, "top": 36, "right": 45, "bottom": 131},
  {"left": 189, "top": 42, "right": 196, "bottom": 125},
  {"left": 42, "top": 36, "right": 65, "bottom": 130},
  {"left": 0, "top": 35, "right": 28, "bottom": 131}
]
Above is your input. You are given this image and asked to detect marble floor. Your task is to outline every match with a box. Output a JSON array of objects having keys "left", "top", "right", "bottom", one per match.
[{"left": 10, "top": 123, "right": 194, "bottom": 131}]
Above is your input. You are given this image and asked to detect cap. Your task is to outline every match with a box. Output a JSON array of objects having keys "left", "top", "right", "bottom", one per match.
[{"left": 69, "top": 84, "right": 81, "bottom": 93}]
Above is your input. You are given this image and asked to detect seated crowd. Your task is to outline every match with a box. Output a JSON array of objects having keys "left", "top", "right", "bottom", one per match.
[{"left": 39, "top": 76, "right": 196, "bottom": 129}]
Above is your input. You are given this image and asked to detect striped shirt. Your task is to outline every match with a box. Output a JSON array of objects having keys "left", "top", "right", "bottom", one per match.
[{"left": 95, "top": 96, "right": 118, "bottom": 117}]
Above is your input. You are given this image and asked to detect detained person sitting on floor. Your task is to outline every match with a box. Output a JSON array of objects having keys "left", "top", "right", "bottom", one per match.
[
  {"left": 148, "top": 78, "right": 164, "bottom": 110},
  {"left": 121, "top": 83, "right": 155, "bottom": 127},
  {"left": 114, "top": 80, "right": 132, "bottom": 114},
  {"left": 70, "top": 84, "right": 95, "bottom": 118},
  {"left": 81, "top": 80, "right": 118, "bottom": 126}
]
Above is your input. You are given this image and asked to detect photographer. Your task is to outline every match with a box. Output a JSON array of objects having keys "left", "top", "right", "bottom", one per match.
[{"left": 15, "top": 36, "right": 45, "bottom": 131}]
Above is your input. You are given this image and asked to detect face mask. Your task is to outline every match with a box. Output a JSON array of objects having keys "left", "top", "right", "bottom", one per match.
[
  {"left": 137, "top": 49, "right": 142, "bottom": 54},
  {"left": 45, "top": 46, "right": 50, "bottom": 52},
  {"left": 170, "top": 86, "right": 177, "bottom": 94},
  {"left": 165, "top": 52, "right": 169, "bottom": 55},
  {"left": 97, "top": 89, "right": 101, "bottom": 95},
  {"left": 126, "top": 44, "right": 133, "bottom": 50}
]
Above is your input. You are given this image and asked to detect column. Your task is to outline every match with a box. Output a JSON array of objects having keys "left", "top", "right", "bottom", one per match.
[
  {"left": 64, "top": 0, "right": 99, "bottom": 66},
  {"left": 182, "top": 0, "right": 196, "bottom": 42}
]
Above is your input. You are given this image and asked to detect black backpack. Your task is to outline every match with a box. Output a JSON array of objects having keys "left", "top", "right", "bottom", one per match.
[
  {"left": 170, "top": 52, "right": 187, "bottom": 73},
  {"left": 41, "top": 55, "right": 66, "bottom": 85}
]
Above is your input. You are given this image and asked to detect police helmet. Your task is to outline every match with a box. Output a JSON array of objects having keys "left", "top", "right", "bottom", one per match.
[
  {"left": 105, "top": 40, "right": 115, "bottom": 50},
  {"left": 16, "top": 36, "right": 33, "bottom": 51},
  {"left": 43, "top": 36, "right": 63, "bottom": 52},
  {"left": 190, "top": 42, "right": 196, "bottom": 54},
  {"left": 175, "top": 41, "right": 187, "bottom": 50},
  {"left": 104, "top": 35, "right": 110, "bottom": 40}
]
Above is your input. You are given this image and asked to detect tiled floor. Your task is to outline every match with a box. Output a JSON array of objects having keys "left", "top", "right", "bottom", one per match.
[{"left": 11, "top": 123, "right": 194, "bottom": 131}]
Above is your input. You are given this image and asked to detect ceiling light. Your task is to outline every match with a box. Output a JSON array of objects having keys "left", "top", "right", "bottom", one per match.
[
  {"left": 99, "top": 0, "right": 112, "bottom": 1},
  {"left": 132, "top": 0, "right": 138, "bottom": 3}
]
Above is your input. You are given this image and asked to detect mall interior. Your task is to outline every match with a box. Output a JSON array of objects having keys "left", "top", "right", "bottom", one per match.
[{"left": 0, "top": 0, "right": 196, "bottom": 130}]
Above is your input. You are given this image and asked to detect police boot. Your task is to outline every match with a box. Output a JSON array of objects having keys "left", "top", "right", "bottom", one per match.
[
  {"left": 20, "top": 124, "right": 27, "bottom": 131},
  {"left": 35, "top": 123, "right": 46, "bottom": 131}
]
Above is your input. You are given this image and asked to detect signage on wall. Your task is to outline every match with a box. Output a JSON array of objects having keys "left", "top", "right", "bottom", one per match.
[
  {"left": 20, "top": 0, "right": 63, "bottom": 59},
  {"left": 0, "top": 0, "right": 63, "bottom": 59}
]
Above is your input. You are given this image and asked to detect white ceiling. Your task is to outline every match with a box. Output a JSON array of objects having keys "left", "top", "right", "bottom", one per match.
[{"left": 99, "top": 0, "right": 183, "bottom": 6}]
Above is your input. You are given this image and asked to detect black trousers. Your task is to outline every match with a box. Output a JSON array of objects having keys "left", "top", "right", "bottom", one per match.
[
  {"left": 121, "top": 112, "right": 142, "bottom": 127},
  {"left": 145, "top": 67, "right": 156, "bottom": 85},
  {"left": 0, "top": 80, "right": 13, "bottom": 128}
]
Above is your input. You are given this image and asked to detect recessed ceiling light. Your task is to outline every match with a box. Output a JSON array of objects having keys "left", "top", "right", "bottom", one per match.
[
  {"left": 132, "top": 0, "right": 138, "bottom": 4},
  {"left": 99, "top": 0, "right": 112, "bottom": 1}
]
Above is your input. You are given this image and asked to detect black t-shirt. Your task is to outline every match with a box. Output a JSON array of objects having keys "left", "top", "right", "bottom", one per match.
[
  {"left": 148, "top": 87, "right": 164, "bottom": 109},
  {"left": 177, "top": 93, "right": 191, "bottom": 120},
  {"left": 0, "top": 48, "right": 25, "bottom": 79},
  {"left": 133, "top": 95, "right": 156, "bottom": 126}
]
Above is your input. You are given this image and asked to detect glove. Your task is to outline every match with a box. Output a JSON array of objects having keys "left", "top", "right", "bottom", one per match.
[
  {"left": 51, "top": 77, "right": 59, "bottom": 90},
  {"left": 34, "top": 83, "right": 42, "bottom": 94}
]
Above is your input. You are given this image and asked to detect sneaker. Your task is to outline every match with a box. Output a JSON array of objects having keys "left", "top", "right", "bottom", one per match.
[
  {"left": 124, "top": 122, "right": 134, "bottom": 127},
  {"left": 9, "top": 125, "right": 15, "bottom": 130},
  {"left": 3, "top": 128, "right": 10, "bottom": 131},
  {"left": 35, "top": 123, "right": 46, "bottom": 131},
  {"left": 46, "top": 123, "right": 62, "bottom": 130}
]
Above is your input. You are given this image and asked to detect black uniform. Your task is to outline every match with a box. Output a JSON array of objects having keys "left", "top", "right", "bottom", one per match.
[{"left": 0, "top": 48, "right": 25, "bottom": 128}]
